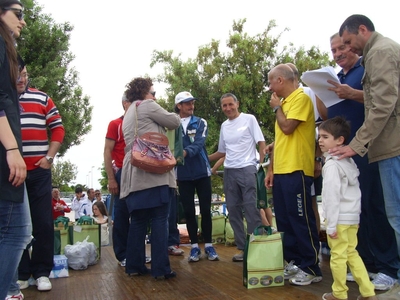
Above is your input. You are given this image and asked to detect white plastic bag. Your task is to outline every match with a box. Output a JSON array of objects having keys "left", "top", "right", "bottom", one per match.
[{"left": 64, "top": 236, "right": 97, "bottom": 270}]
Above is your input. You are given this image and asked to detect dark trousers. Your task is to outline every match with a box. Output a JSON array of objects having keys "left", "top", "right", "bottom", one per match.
[
  {"left": 112, "top": 169, "right": 130, "bottom": 262},
  {"left": 354, "top": 157, "right": 400, "bottom": 278},
  {"left": 179, "top": 176, "right": 212, "bottom": 244},
  {"left": 18, "top": 167, "right": 54, "bottom": 280},
  {"left": 126, "top": 202, "right": 171, "bottom": 277},
  {"left": 168, "top": 191, "right": 180, "bottom": 246},
  {"left": 273, "top": 171, "right": 321, "bottom": 276}
]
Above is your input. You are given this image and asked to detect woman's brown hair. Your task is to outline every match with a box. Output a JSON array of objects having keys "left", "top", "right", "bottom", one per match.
[{"left": 0, "top": 7, "right": 19, "bottom": 86}]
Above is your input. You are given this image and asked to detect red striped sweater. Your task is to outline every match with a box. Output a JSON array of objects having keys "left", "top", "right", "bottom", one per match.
[{"left": 20, "top": 88, "right": 65, "bottom": 170}]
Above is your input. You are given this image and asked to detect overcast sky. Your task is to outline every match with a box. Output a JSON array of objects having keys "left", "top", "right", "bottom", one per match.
[{"left": 36, "top": 0, "right": 397, "bottom": 189}]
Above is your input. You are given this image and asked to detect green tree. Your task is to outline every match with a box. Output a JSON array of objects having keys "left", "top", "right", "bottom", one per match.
[
  {"left": 151, "top": 19, "right": 334, "bottom": 194},
  {"left": 51, "top": 160, "right": 77, "bottom": 190},
  {"left": 18, "top": 0, "right": 92, "bottom": 156},
  {"left": 99, "top": 162, "right": 108, "bottom": 191}
]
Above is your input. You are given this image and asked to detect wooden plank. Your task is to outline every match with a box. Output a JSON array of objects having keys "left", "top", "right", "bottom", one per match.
[{"left": 22, "top": 243, "right": 384, "bottom": 299}]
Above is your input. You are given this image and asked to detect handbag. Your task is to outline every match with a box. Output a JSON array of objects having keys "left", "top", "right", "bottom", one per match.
[
  {"left": 243, "top": 226, "right": 284, "bottom": 289},
  {"left": 130, "top": 102, "right": 176, "bottom": 174}
]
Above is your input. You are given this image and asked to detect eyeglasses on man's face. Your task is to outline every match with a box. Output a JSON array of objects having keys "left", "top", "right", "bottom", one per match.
[
  {"left": 149, "top": 91, "right": 156, "bottom": 97},
  {"left": 2, "top": 7, "right": 24, "bottom": 21}
]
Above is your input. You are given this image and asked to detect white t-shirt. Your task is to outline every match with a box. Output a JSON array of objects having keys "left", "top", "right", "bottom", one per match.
[
  {"left": 303, "top": 86, "right": 320, "bottom": 122},
  {"left": 218, "top": 113, "right": 265, "bottom": 169}
]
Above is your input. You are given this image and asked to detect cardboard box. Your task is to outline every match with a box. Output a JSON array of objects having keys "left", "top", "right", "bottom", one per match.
[{"left": 49, "top": 255, "right": 69, "bottom": 278}]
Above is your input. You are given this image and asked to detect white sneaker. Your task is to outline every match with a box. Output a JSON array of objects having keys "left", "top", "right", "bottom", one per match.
[
  {"left": 372, "top": 272, "right": 397, "bottom": 291},
  {"left": 284, "top": 260, "right": 299, "bottom": 279},
  {"left": 17, "top": 277, "right": 35, "bottom": 290},
  {"left": 289, "top": 269, "right": 322, "bottom": 286},
  {"left": 17, "top": 280, "right": 29, "bottom": 290},
  {"left": 36, "top": 276, "right": 52, "bottom": 291},
  {"left": 118, "top": 259, "right": 126, "bottom": 267},
  {"left": 346, "top": 271, "right": 377, "bottom": 282},
  {"left": 5, "top": 292, "right": 24, "bottom": 299}
]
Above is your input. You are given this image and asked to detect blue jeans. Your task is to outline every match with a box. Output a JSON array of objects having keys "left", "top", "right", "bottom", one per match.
[
  {"left": 126, "top": 202, "right": 171, "bottom": 277},
  {"left": 0, "top": 185, "right": 32, "bottom": 298},
  {"left": 112, "top": 169, "right": 130, "bottom": 262},
  {"left": 378, "top": 155, "right": 400, "bottom": 282}
]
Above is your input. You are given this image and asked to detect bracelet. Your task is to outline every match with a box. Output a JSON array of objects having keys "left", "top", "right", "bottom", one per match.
[{"left": 6, "top": 147, "right": 19, "bottom": 152}]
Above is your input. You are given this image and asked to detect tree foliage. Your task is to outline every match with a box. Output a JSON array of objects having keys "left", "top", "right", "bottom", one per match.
[
  {"left": 51, "top": 160, "right": 77, "bottom": 190},
  {"left": 99, "top": 162, "right": 108, "bottom": 191},
  {"left": 151, "top": 19, "right": 334, "bottom": 194},
  {"left": 18, "top": 0, "right": 92, "bottom": 156}
]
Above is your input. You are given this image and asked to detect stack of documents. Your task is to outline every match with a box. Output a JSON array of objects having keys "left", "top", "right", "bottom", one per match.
[{"left": 301, "top": 66, "right": 344, "bottom": 108}]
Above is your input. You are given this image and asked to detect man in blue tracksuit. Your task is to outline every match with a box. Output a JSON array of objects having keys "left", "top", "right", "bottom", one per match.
[{"left": 174, "top": 91, "right": 219, "bottom": 262}]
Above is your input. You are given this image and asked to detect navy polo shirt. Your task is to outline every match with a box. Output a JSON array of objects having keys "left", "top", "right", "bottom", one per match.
[{"left": 327, "top": 58, "right": 365, "bottom": 140}]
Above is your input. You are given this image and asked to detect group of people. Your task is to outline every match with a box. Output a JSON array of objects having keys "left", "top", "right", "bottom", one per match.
[
  {"left": 100, "top": 13, "right": 400, "bottom": 300},
  {"left": 262, "top": 15, "right": 400, "bottom": 300},
  {"left": 2, "top": 4, "right": 400, "bottom": 300}
]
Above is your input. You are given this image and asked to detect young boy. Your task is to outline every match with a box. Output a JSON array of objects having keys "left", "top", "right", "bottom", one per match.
[{"left": 319, "top": 117, "right": 376, "bottom": 300}]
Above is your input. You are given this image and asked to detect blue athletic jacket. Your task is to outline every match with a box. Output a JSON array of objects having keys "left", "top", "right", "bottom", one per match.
[{"left": 176, "top": 115, "right": 211, "bottom": 181}]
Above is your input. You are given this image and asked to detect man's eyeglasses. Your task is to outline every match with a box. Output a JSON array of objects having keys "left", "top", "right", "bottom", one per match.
[
  {"left": 149, "top": 91, "right": 156, "bottom": 97},
  {"left": 2, "top": 7, "right": 24, "bottom": 21}
]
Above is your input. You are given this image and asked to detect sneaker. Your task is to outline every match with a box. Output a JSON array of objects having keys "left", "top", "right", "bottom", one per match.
[
  {"left": 284, "top": 260, "right": 299, "bottom": 279},
  {"left": 17, "top": 277, "right": 35, "bottom": 290},
  {"left": 118, "top": 259, "right": 126, "bottom": 267},
  {"left": 145, "top": 256, "right": 151, "bottom": 264},
  {"left": 205, "top": 246, "right": 219, "bottom": 261},
  {"left": 372, "top": 272, "right": 397, "bottom": 291},
  {"left": 5, "top": 292, "right": 24, "bottom": 300},
  {"left": 188, "top": 247, "right": 201, "bottom": 262},
  {"left": 377, "top": 282, "right": 400, "bottom": 300},
  {"left": 232, "top": 251, "right": 244, "bottom": 262},
  {"left": 168, "top": 245, "right": 184, "bottom": 256},
  {"left": 356, "top": 296, "right": 378, "bottom": 300},
  {"left": 322, "top": 292, "right": 346, "bottom": 300},
  {"left": 289, "top": 269, "right": 322, "bottom": 286},
  {"left": 36, "top": 276, "right": 52, "bottom": 291},
  {"left": 347, "top": 271, "right": 377, "bottom": 282},
  {"left": 17, "top": 280, "right": 29, "bottom": 290}
]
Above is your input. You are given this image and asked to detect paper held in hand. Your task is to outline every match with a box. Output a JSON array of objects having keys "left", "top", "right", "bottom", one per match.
[{"left": 301, "top": 66, "right": 344, "bottom": 108}]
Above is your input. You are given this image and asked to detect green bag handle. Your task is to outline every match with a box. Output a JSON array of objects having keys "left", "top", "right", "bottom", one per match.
[
  {"left": 54, "top": 216, "right": 70, "bottom": 230},
  {"left": 253, "top": 225, "right": 272, "bottom": 236},
  {"left": 76, "top": 216, "right": 94, "bottom": 225}
]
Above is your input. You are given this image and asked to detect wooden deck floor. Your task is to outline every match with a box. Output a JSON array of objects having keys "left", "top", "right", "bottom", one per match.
[{"left": 21, "top": 241, "right": 387, "bottom": 300}]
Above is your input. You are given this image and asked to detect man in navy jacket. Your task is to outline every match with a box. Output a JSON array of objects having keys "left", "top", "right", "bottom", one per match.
[{"left": 174, "top": 91, "right": 219, "bottom": 263}]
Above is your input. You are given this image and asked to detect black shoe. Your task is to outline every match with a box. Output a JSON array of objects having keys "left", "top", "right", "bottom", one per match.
[{"left": 155, "top": 271, "right": 176, "bottom": 280}]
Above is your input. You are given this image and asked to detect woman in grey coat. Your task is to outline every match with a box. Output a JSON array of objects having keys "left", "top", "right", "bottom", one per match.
[{"left": 120, "top": 77, "right": 180, "bottom": 279}]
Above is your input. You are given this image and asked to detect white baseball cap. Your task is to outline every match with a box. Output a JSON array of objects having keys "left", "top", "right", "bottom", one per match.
[{"left": 175, "top": 91, "right": 197, "bottom": 105}]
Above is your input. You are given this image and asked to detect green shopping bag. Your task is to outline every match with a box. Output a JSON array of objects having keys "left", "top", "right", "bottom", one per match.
[
  {"left": 198, "top": 211, "right": 226, "bottom": 243},
  {"left": 211, "top": 211, "right": 226, "bottom": 244},
  {"left": 70, "top": 216, "right": 101, "bottom": 260},
  {"left": 243, "top": 226, "right": 284, "bottom": 289},
  {"left": 224, "top": 215, "right": 247, "bottom": 246},
  {"left": 54, "top": 216, "right": 71, "bottom": 255},
  {"left": 257, "top": 155, "right": 269, "bottom": 209}
]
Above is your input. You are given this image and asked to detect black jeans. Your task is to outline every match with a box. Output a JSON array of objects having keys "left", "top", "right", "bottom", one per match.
[
  {"left": 178, "top": 176, "right": 212, "bottom": 244},
  {"left": 18, "top": 167, "right": 54, "bottom": 280}
]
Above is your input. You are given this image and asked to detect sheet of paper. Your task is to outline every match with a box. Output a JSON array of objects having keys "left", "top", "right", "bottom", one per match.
[{"left": 300, "top": 66, "right": 344, "bottom": 108}]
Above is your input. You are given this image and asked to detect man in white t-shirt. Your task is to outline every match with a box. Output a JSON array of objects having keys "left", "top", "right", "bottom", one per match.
[{"left": 209, "top": 93, "right": 265, "bottom": 262}]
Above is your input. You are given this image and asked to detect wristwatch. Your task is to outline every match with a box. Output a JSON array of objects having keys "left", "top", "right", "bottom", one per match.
[
  {"left": 315, "top": 157, "right": 323, "bottom": 163},
  {"left": 46, "top": 155, "right": 54, "bottom": 164},
  {"left": 273, "top": 106, "right": 281, "bottom": 113}
]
